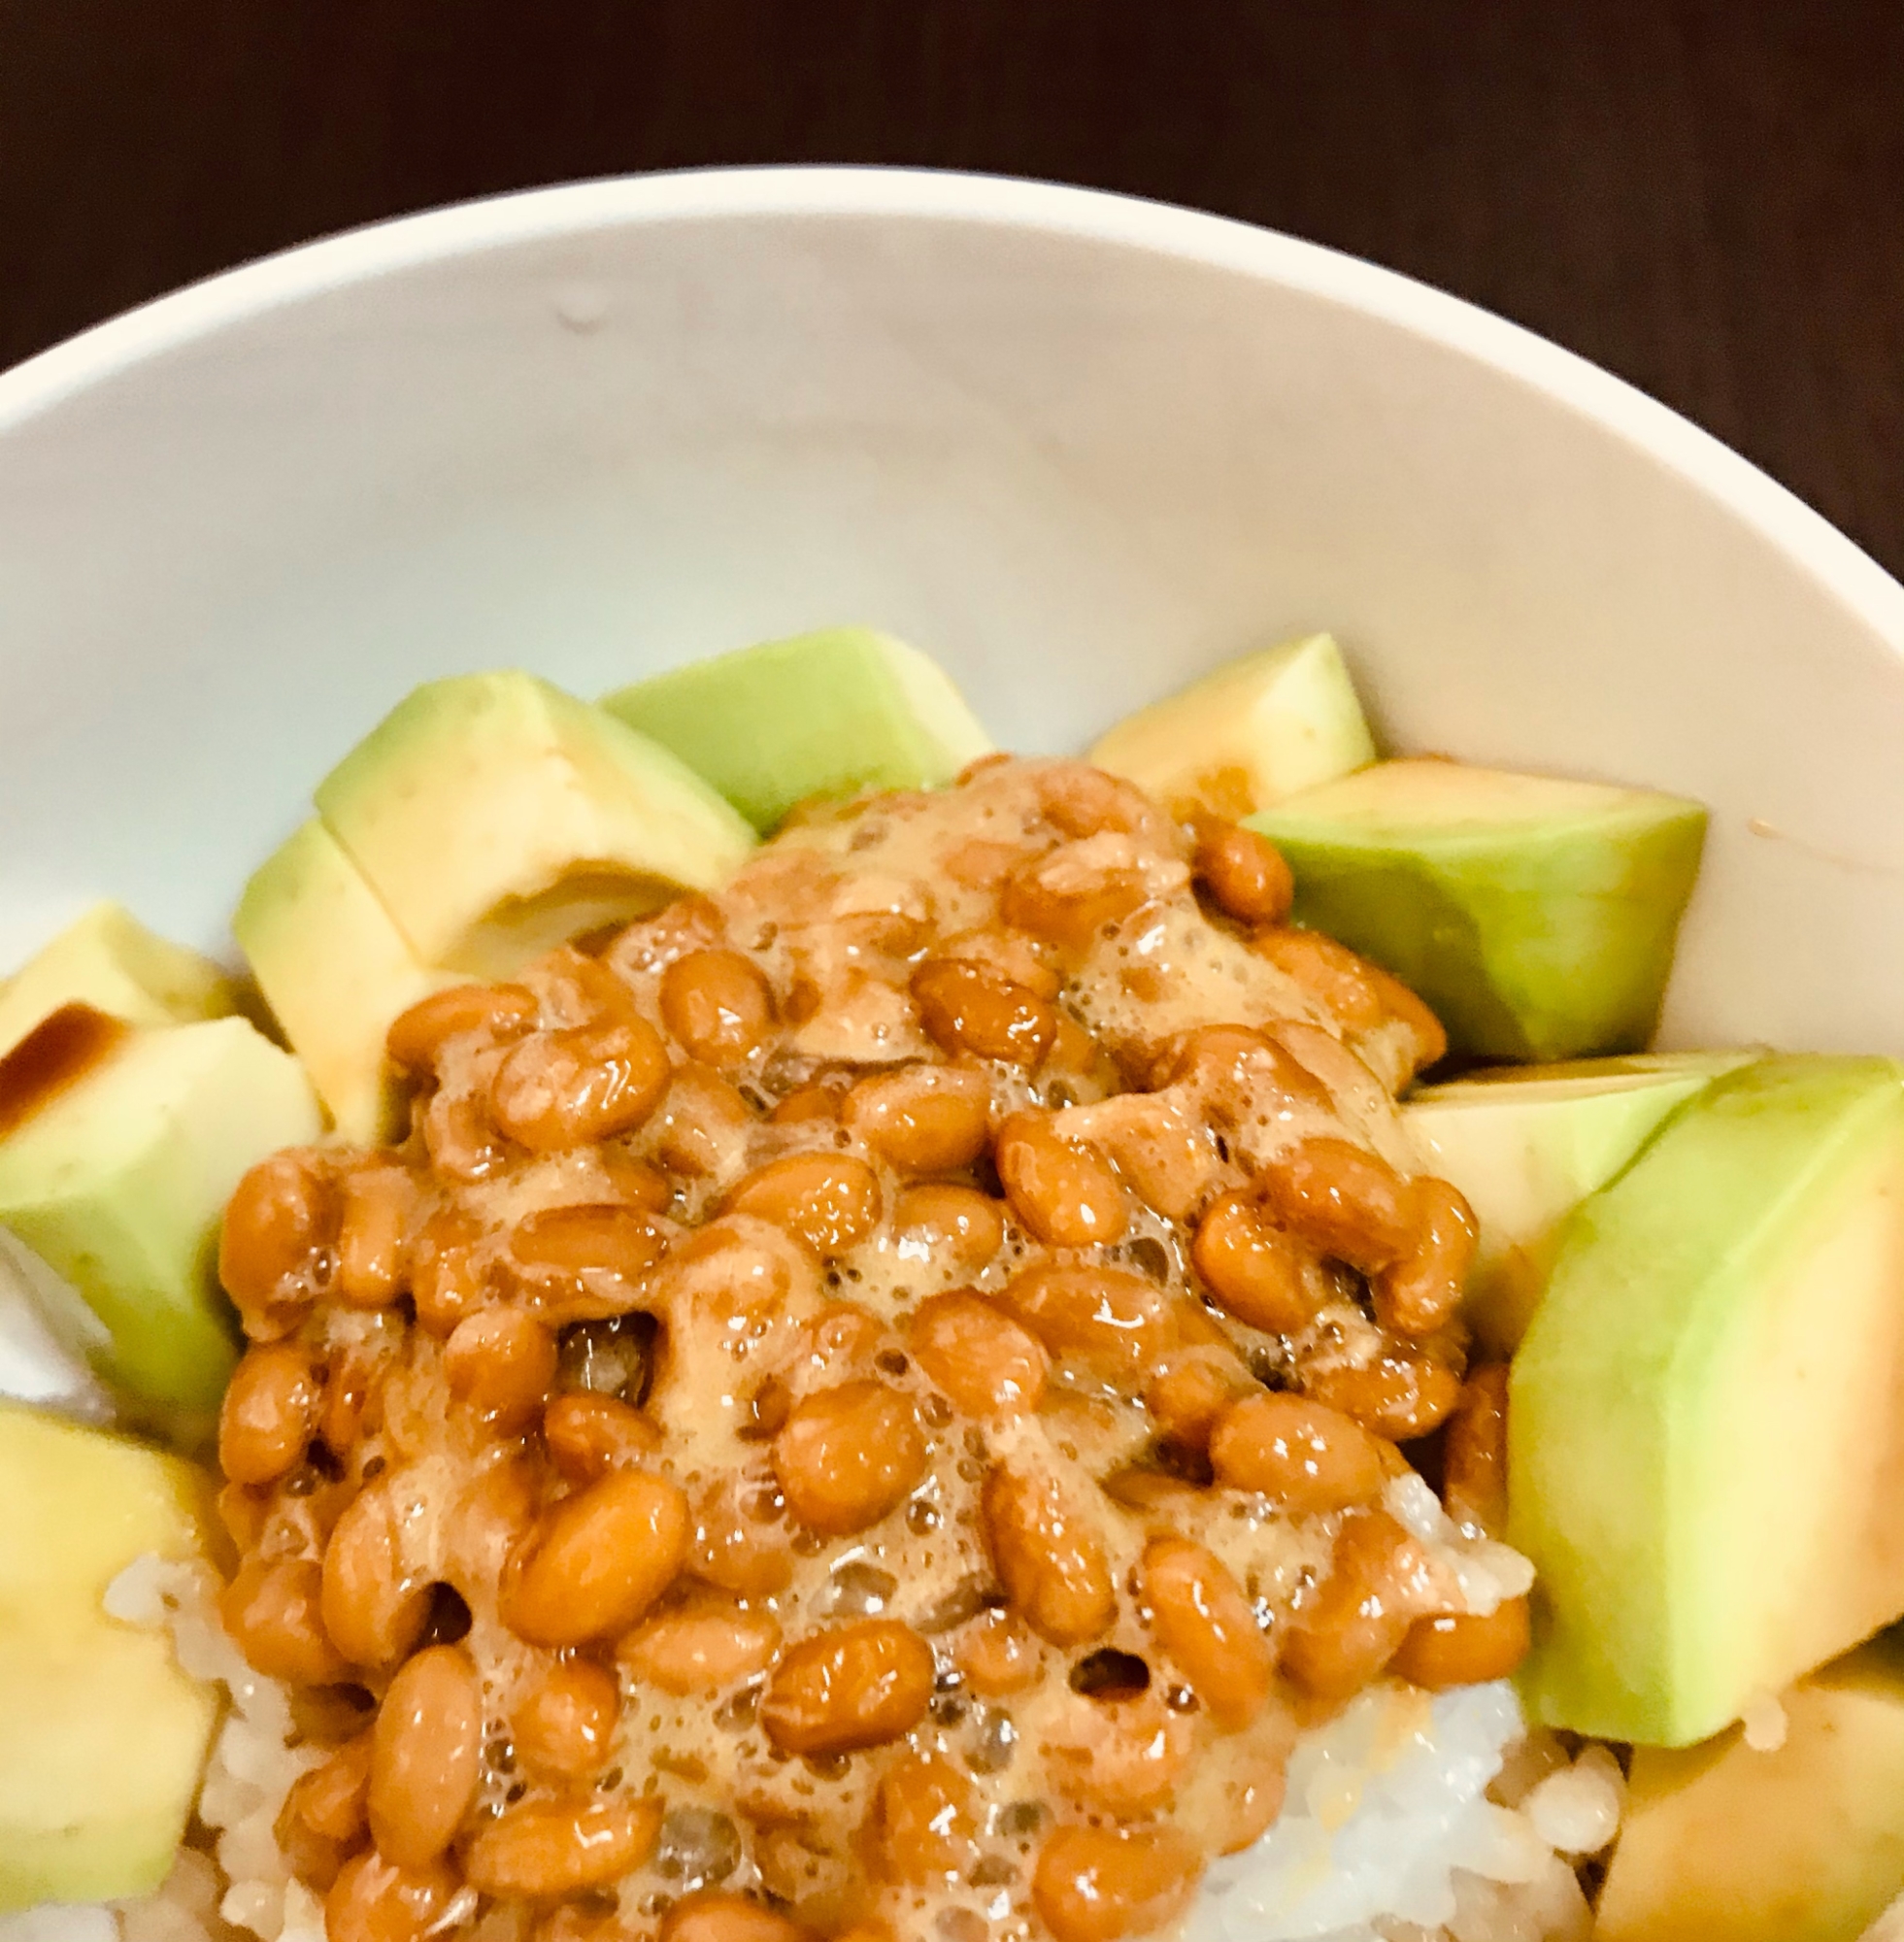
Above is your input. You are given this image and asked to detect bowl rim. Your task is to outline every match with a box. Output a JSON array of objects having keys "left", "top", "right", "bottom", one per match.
[{"left": 3, "top": 162, "right": 1898, "bottom": 647}]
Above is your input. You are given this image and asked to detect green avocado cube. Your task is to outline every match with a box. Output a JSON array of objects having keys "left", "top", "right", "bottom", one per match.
[
  {"left": 0, "top": 1402, "right": 218, "bottom": 1909},
  {"left": 1089, "top": 632, "right": 1377, "bottom": 821},
  {"left": 0, "top": 1017, "right": 321, "bottom": 1438},
  {"left": 1249, "top": 758, "right": 1706, "bottom": 1061},
  {"left": 1404, "top": 1051, "right": 1754, "bottom": 1353},
  {"left": 1596, "top": 1637, "right": 1904, "bottom": 1942},
  {"left": 316, "top": 670, "right": 755, "bottom": 976},
  {"left": 1511, "top": 1056, "right": 1904, "bottom": 1746},
  {"left": 236, "top": 819, "right": 461, "bottom": 1144},
  {"left": 600, "top": 627, "right": 994, "bottom": 833},
  {"left": 0, "top": 903, "right": 237, "bottom": 1061}
]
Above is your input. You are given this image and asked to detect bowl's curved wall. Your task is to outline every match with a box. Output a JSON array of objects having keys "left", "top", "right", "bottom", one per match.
[{"left": 2, "top": 169, "right": 1900, "bottom": 1053}]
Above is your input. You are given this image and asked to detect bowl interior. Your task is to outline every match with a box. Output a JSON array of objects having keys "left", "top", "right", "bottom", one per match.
[{"left": 2, "top": 170, "right": 1901, "bottom": 1055}]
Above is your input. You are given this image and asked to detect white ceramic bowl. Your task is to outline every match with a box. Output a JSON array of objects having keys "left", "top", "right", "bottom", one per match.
[{"left": 2, "top": 167, "right": 1902, "bottom": 1057}]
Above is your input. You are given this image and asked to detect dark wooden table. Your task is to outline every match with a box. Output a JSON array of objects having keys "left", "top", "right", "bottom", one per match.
[{"left": 3, "top": 0, "right": 1899, "bottom": 577}]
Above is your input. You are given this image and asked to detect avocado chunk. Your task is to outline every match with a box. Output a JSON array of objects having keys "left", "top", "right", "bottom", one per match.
[
  {"left": 316, "top": 670, "right": 754, "bottom": 976},
  {"left": 0, "top": 1016, "right": 321, "bottom": 1438},
  {"left": 0, "top": 1402, "right": 218, "bottom": 1908},
  {"left": 1088, "top": 633, "right": 1377, "bottom": 821},
  {"left": 235, "top": 819, "right": 459, "bottom": 1143},
  {"left": 1404, "top": 1052, "right": 1753, "bottom": 1353},
  {"left": 0, "top": 903, "right": 237, "bottom": 1061},
  {"left": 1511, "top": 1056, "right": 1904, "bottom": 1746},
  {"left": 1248, "top": 758, "right": 1706, "bottom": 1061},
  {"left": 601, "top": 627, "right": 994, "bottom": 833},
  {"left": 1596, "top": 1637, "right": 1904, "bottom": 1942}
]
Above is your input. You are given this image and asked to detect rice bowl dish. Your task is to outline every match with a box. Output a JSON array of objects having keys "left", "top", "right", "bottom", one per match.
[{"left": 3, "top": 170, "right": 1904, "bottom": 1942}]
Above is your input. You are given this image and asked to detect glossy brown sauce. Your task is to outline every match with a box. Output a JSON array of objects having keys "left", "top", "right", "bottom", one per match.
[{"left": 0, "top": 1001, "right": 129, "bottom": 1141}]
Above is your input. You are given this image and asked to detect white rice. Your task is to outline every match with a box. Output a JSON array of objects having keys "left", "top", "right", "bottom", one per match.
[
  {"left": 74, "top": 1538, "right": 1615, "bottom": 1942},
  {"left": 1188, "top": 1684, "right": 1607, "bottom": 1942},
  {"left": 101, "top": 1556, "right": 323, "bottom": 1942}
]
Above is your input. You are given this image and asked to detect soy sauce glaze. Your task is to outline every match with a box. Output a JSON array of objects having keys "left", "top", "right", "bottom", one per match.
[{"left": 0, "top": 1003, "right": 130, "bottom": 1141}]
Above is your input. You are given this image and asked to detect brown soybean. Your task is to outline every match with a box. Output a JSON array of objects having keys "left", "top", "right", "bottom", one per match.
[
  {"left": 929, "top": 926, "right": 1063, "bottom": 1001},
  {"left": 1391, "top": 1596, "right": 1531, "bottom": 1690},
  {"left": 323, "top": 1851, "right": 461, "bottom": 1942},
  {"left": 288, "top": 1731, "right": 373, "bottom": 1845},
  {"left": 876, "top": 1753, "right": 978, "bottom": 1884},
  {"left": 1143, "top": 1352, "right": 1253, "bottom": 1451},
  {"left": 1194, "top": 820, "right": 1293, "bottom": 926},
  {"left": 510, "top": 1202, "right": 671, "bottom": 1301},
  {"left": 1031, "top": 1823, "right": 1202, "bottom": 1942},
  {"left": 982, "top": 1464, "right": 1115, "bottom": 1646},
  {"left": 688, "top": 1480, "right": 794, "bottom": 1599},
  {"left": 910, "top": 958, "right": 1056, "bottom": 1066},
  {"left": 1258, "top": 1137, "right": 1419, "bottom": 1273},
  {"left": 220, "top": 1150, "right": 334, "bottom": 1336},
  {"left": 218, "top": 1557, "right": 350, "bottom": 1687},
  {"left": 406, "top": 1206, "right": 488, "bottom": 1337},
  {"left": 543, "top": 1390, "right": 662, "bottom": 1482},
  {"left": 723, "top": 1153, "right": 882, "bottom": 1256},
  {"left": 463, "top": 1794, "right": 664, "bottom": 1899},
  {"left": 600, "top": 1150, "right": 675, "bottom": 1211},
  {"left": 1142, "top": 1536, "right": 1274, "bottom": 1730},
  {"left": 386, "top": 982, "right": 538, "bottom": 1074},
  {"left": 489, "top": 1018, "right": 671, "bottom": 1151},
  {"left": 218, "top": 1342, "right": 322, "bottom": 1486},
  {"left": 1191, "top": 1189, "right": 1314, "bottom": 1333},
  {"left": 890, "top": 1183, "right": 1005, "bottom": 1274},
  {"left": 994, "top": 1112, "right": 1129, "bottom": 1248},
  {"left": 768, "top": 1078, "right": 846, "bottom": 1124},
  {"left": 653, "top": 1062, "right": 756, "bottom": 1177},
  {"left": 998, "top": 844, "right": 1150, "bottom": 951},
  {"left": 539, "top": 946, "right": 647, "bottom": 1030},
  {"left": 657, "top": 1894, "right": 813, "bottom": 1942},
  {"left": 336, "top": 1162, "right": 421, "bottom": 1307},
  {"left": 442, "top": 1308, "right": 557, "bottom": 1432},
  {"left": 1442, "top": 1363, "right": 1511, "bottom": 1536},
  {"left": 841, "top": 1063, "right": 991, "bottom": 1174},
  {"left": 1252, "top": 927, "right": 1388, "bottom": 1032},
  {"left": 1303, "top": 1349, "right": 1463, "bottom": 1440},
  {"left": 660, "top": 950, "right": 777, "bottom": 1066},
  {"left": 321, "top": 1477, "right": 433, "bottom": 1668},
  {"left": 1034, "top": 763, "right": 1152, "bottom": 839},
  {"left": 618, "top": 1599, "right": 783, "bottom": 1694},
  {"left": 501, "top": 1467, "right": 688, "bottom": 1646},
  {"left": 511, "top": 1657, "right": 621, "bottom": 1777},
  {"left": 759, "top": 1619, "right": 935, "bottom": 1756},
  {"left": 954, "top": 1609, "right": 1042, "bottom": 1696},
  {"left": 367, "top": 1644, "right": 483, "bottom": 1866},
  {"left": 772, "top": 1380, "right": 926, "bottom": 1534},
  {"left": 1374, "top": 1175, "right": 1479, "bottom": 1337},
  {"left": 998, "top": 1263, "right": 1176, "bottom": 1386},
  {"left": 1280, "top": 1510, "right": 1445, "bottom": 1700},
  {"left": 1209, "top": 1391, "right": 1388, "bottom": 1515},
  {"left": 909, "top": 1290, "right": 1048, "bottom": 1417}
]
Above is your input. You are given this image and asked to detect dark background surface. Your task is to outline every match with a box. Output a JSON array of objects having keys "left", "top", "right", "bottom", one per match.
[{"left": 2, "top": 0, "right": 1899, "bottom": 576}]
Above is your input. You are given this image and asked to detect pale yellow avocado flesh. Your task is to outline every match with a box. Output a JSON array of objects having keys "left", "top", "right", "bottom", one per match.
[
  {"left": 0, "top": 1403, "right": 218, "bottom": 1909},
  {"left": 1403, "top": 1051, "right": 1754, "bottom": 1353},
  {"left": 1512, "top": 1056, "right": 1904, "bottom": 1746},
  {"left": 0, "top": 1018, "right": 321, "bottom": 1437},
  {"left": 314, "top": 671, "right": 754, "bottom": 977},
  {"left": 235, "top": 820, "right": 460, "bottom": 1144},
  {"left": 1251, "top": 757, "right": 1707, "bottom": 1062},
  {"left": 601, "top": 626, "right": 993, "bottom": 833},
  {"left": 1596, "top": 1638, "right": 1904, "bottom": 1942},
  {"left": 0, "top": 903, "right": 237, "bottom": 1061},
  {"left": 1088, "top": 633, "right": 1376, "bottom": 821}
]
